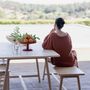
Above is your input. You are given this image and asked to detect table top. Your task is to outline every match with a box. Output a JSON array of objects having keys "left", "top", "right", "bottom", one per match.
[{"left": 0, "top": 42, "right": 60, "bottom": 59}]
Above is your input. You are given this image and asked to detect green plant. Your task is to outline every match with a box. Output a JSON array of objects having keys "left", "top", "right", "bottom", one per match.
[
  {"left": 10, "top": 26, "right": 22, "bottom": 41},
  {"left": 30, "top": 34, "right": 40, "bottom": 40},
  {"left": 9, "top": 26, "right": 40, "bottom": 42}
]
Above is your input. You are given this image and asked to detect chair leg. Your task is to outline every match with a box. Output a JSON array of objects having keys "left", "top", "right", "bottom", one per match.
[
  {"left": 59, "top": 76, "right": 63, "bottom": 90},
  {"left": 36, "top": 58, "right": 41, "bottom": 83},
  {"left": 42, "top": 62, "right": 46, "bottom": 80},
  {"left": 77, "top": 76, "right": 81, "bottom": 90}
]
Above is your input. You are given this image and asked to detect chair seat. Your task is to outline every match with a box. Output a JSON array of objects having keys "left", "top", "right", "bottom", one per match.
[{"left": 54, "top": 66, "right": 85, "bottom": 76}]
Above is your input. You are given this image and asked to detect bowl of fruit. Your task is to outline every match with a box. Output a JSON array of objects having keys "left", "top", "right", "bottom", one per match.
[
  {"left": 20, "top": 33, "right": 40, "bottom": 51},
  {"left": 7, "top": 26, "right": 40, "bottom": 51}
]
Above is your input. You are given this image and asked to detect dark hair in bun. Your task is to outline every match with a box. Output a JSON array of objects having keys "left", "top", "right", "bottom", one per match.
[{"left": 55, "top": 17, "right": 65, "bottom": 29}]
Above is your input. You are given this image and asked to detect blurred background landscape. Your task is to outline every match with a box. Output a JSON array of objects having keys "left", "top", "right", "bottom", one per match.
[
  {"left": 0, "top": 0, "right": 90, "bottom": 61},
  {"left": 0, "top": 0, "right": 90, "bottom": 25}
]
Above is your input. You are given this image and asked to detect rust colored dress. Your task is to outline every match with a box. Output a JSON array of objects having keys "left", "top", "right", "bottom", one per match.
[{"left": 42, "top": 32, "right": 77, "bottom": 67}]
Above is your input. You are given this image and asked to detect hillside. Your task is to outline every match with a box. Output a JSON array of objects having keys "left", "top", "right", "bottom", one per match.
[{"left": 0, "top": 1, "right": 90, "bottom": 20}]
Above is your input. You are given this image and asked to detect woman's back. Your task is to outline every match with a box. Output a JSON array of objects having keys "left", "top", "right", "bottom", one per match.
[
  {"left": 42, "top": 17, "right": 78, "bottom": 67},
  {"left": 42, "top": 32, "right": 76, "bottom": 67},
  {"left": 50, "top": 32, "right": 72, "bottom": 57}
]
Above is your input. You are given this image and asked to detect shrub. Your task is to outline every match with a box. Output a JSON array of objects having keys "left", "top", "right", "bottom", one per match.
[{"left": 0, "top": 19, "right": 90, "bottom": 26}]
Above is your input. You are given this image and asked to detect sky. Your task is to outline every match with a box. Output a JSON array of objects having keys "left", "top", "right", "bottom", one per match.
[{"left": 4, "top": 0, "right": 90, "bottom": 5}]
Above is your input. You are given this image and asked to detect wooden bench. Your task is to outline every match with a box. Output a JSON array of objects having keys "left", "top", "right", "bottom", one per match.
[{"left": 53, "top": 66, "right": 85, "bottom": 90}]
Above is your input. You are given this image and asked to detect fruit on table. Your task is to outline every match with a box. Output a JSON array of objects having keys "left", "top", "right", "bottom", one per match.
[
  {"left": 20, "top": 33, "right": 36, "bottom": 43},
  {"left": 8, "top": 26, "right": 40, "bottom": 43}
]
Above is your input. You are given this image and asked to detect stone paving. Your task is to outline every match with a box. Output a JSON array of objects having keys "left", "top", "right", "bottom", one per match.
[{"left": 9, "top": 60, "right": 90, "bottom": 90}]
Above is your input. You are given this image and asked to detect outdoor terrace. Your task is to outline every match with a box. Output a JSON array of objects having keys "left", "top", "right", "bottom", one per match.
[{"left": 9, "top": 60, "right": 90, "bottom": 90}]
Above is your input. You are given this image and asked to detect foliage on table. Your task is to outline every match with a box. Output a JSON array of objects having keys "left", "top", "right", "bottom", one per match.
[{"left": 7, "top": 26, "right": 40, "bottom": 44}]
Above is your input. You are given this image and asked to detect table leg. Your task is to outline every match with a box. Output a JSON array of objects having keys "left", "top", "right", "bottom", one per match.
[
  {"left": 45, "top": 58, "right": 52, "bottom": 90},
  {"left": 36, "top": 58, "right": 41, "bottom": 83},
  {"left": 42, "top": 62, "right": 46, "bottom": 80}
]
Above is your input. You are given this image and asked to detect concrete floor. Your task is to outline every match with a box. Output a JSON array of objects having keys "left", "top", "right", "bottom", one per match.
[{"left": 9, "top": 60, "right": 90, "bottom": 90}]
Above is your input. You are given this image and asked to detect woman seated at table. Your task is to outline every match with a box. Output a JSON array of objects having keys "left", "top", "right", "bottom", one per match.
[{"left": 42, "top": 17, "right": 78, "bottom": 67}]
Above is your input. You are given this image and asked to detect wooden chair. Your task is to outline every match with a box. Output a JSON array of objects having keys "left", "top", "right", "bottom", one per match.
[{"left": 0, "top": 59, "right": 9, "bottom": 90}]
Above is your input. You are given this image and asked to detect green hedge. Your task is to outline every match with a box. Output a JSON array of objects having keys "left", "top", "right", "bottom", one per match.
[
  {"left": 66, "top": 19, "right": 90, "bottom": 26},
  {"left": 0, "top": 20, "right": 54, "bottom": 24},
  {"left": 0, "top": 19, "right": 90, "bottom": 26}
]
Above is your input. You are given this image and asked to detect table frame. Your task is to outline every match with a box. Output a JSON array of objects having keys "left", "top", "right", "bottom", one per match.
[{"left": 0, "top": 43, "right": 60, "bottom": 90}]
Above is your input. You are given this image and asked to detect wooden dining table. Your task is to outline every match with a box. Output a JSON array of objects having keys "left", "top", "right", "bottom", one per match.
[{"left": 0, "top": 42, "right": 60, "bottom": 90}]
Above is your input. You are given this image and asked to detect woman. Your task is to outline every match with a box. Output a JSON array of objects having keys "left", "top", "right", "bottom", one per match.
[{"left": 42, "top": 17, "right": 78, "bottom": 67}]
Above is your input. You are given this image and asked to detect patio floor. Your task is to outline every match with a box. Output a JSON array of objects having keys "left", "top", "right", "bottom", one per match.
[{"left": 9, "top": 60, "right": 90, "bottom": 90}]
